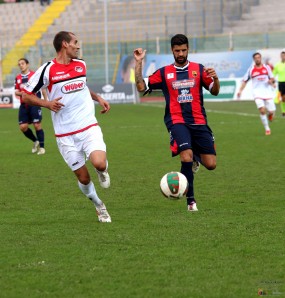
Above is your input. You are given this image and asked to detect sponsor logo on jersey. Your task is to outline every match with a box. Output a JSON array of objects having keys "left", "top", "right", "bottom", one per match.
[
  {"left": 75, "top": 66, "right": 83, "bottom": 73},
  {"left": 56, "top": 71, "right": 65, "bottom": 74},
  {"left": 177, "top": 90, "right": 193, "bottom": 103},
  {"left": 61, "top": 80, "right": 85, "bottom": 94},
  {"left": 172, "top": 79, "right": 195, "bottom": 89},
  {"left": 52, "top": 73, "right": 71, "bottom": 81},
  {"left": 167, "top": 73, "right": 174, "bottom": 79},
  {"left": 252, "top": 71, "right": 260, "bottom": 77}
]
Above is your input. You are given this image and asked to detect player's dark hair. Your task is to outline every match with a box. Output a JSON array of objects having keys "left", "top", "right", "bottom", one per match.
[
  {"left": 171, "top": 34, "right": 189, "bottom": 48},
  {"left": 18, "top": 58, "right": 29, "bottom": 64},
  {"left": 252, "top": 52, "right": 261, "bottom": 58},
  {"left": 53, "top": 31, "right": 75, "bottom": 52}
]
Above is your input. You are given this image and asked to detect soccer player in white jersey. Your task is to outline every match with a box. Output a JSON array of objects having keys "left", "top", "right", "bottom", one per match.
[
  {"left": 237, "top": 52, "right": 276, "bottom": 135},
  {"left": 22, "top": 31, "right": 111, "bottom": 223}
]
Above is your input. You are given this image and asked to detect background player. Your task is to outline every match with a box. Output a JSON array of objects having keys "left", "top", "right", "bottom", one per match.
[
  {"left": 237, "top": 52, "right": 276, "bottom": 135},
  {"left": 15, "top": 58, "right": 47, "bottom": 155},
  {"left": 273, "top": 49, "right": 285, "bottom": 117},
  {"left": 22, "top": 31, "right": 111, "bottom": 223},
  {"left": 133, "top": 34, "right": 220, "bottom": 212}
]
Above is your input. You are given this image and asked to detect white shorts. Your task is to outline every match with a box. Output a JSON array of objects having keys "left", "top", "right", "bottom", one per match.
[
  {"left": 56, "top": 125, "right": 106, "bottom": 171},
  {"left": 255, "top": 98, "right": 276, "bottom": 112}
]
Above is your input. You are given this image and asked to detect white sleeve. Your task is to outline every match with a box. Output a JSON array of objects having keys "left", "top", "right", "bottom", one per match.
[
  {"left": 24, "top": 62, "right": 50, "bottom": 94},
  {"left": 242, "top": 67, "right": 251, "bottom": 82},
  {"left": 265, "top": 65, "right": 274, "bottom": 79}
]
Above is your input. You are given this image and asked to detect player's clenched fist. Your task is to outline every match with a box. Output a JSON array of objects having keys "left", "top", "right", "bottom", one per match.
[{"left": 133, "top": 48, "right": 146, "bottom": 61}]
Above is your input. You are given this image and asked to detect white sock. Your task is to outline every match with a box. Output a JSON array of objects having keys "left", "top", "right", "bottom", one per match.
[
  {"left": 260, "top": 114, "right": 270, "bottom": 130},
  {"left": 78, "top": 181, "right": 103, "bottom": 207}
]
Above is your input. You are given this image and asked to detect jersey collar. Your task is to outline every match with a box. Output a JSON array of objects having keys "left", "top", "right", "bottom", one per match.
[{"left": 173, "top": 61, "right": 189, "bottom": 70}]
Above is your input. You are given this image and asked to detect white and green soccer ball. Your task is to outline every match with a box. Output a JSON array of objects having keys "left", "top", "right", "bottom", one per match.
[{"left": 160, "top": 172, "right": 189, "bottom": 199}]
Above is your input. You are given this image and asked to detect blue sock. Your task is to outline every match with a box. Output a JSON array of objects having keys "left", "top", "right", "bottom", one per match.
[
  {"left": 36, "top": 129, "right": 45, "bottom": 148},
  {"left": 181, "top": 161, "right": 195, "bottom": 205},
  {"left": 23, "top": 128, "right": 37, "bottom": 142}
]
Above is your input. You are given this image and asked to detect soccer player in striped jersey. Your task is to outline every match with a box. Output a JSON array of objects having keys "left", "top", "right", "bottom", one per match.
[
  {"left": 22, "top": 31, "right": 111, "bottom": 223},
  {"left": 15, "top": 58, "right": 47, "bottom": 154},
  {"left": 237, "top": 52, "right": 276, "bottom": 135},
  {"left": 134, "top": 34, "right": 220, "bottom": 212}
]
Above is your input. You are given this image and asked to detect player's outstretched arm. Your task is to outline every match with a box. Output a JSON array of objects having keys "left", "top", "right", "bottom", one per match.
[
  {"left": 237, "top": 81, "right": 247, "bottom": 98},
  {"left": 133, "top": 48, "right": 147, "bottom": 92},
  {"left": 22, "top": 92, "right": 64, "bottom": 112},
  {"left": 205, "top": 67, "right": 220, "bottom": 96},
  {"left": 90, "top": 90, "right": 110, "bottom": 114}
]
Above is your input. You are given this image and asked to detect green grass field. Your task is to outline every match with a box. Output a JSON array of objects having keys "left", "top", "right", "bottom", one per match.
[{"left": 1, "top": 101, "right": 284, "bottom": 298}]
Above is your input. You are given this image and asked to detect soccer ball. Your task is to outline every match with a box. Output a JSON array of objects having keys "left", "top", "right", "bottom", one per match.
[{"left": 160, "top": 172, "right": 188, "bottom": 199}]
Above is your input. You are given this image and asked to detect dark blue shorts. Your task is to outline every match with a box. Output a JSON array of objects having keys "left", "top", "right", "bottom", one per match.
[
  {"left": 18, "top": 104, "right": 42, "bottom": 125},
  {"left": 169, "top": 123, "right": 216, "bottom": 157}
]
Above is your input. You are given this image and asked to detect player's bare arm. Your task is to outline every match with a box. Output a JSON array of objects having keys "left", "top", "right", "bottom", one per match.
[
  {"left": 237, "top": 81, "right": 247, "bottom": 98},
  {"left": 42, "top": 88, "right": 48, "bottom": 101},
  {"left": 268, "top": 78, "right": 276, "bottom": 88},
  {"left": 205, "top": 67, "right": 220, "bottom": 96},
  {"left": 90, "top": 90, "right": 110, "bottom": 114},
  {"left": 15, "top": 89, "right": 22, "bottom": 97},
  {"left": 133, "top": 48, "right": 147, "bottom": 92},
  {"left": 22, "top": 92, "right": 64, "bottom": 112}
]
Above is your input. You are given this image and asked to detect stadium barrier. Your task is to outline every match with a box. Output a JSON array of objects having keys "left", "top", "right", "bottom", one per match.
[{"left": 88, "top": 83, "right": 140, "bottom": 104}]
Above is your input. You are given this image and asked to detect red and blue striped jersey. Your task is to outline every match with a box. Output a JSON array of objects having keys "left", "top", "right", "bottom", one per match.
[
  {"left": 14, "top": 71, "right": 41, "bottom": 104},
  {"left": 148, "top": 61, "right": 213, "bottom": 128}
]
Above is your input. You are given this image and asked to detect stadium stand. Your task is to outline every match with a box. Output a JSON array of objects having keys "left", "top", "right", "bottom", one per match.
[
  {"left": 223, "top": 0, "right": 285, "bottom": 34},
  {"left": 0, "top": 0, "right": 284, "bottom": 87}
]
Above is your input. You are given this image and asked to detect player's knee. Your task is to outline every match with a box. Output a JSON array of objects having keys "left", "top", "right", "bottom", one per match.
[
  {"left": 34, "top": 122, "right": 42, "bottom": 130},
  {"left": 94, "top": 160, "right": 107, "bottom": 172},
  {"left": 19, "top": 124, "right": 28, "bottom": 132},
  {"left": 204, "top": 160, "right": 216, "bottom": 170},
  {"left": 180, "top": 149, "right": 193, "bottom": 162}
]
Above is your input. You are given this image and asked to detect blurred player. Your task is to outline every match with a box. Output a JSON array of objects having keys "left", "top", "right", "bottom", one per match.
[
  {"left": 15, "top": 58, "right": 47, "bottom": 155},
  {"left": 22, "top": 31, "right": 111, "bottom": 223},
  {"left": 237, "top": 52, "right": 276, "bottom": 135},
  {"left": 273, "top": 49, "right": 285, "bottom": 117},
  {"left": 134, "top": 34, "right": 220, "bottom": 212}
]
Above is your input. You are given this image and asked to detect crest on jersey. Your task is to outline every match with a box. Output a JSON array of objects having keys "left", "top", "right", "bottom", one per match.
[
  {"left": 167, "top": 73, "right": 174, "bottom": 79},
  {"left": 75, "top": 66, "right": 83, "bottom": 73},
  {"left": 61, "top": 80, "right": 85, "bottom": 94},
  {"left": 192, "top": 71, "right": 197, "bottom": 77}
]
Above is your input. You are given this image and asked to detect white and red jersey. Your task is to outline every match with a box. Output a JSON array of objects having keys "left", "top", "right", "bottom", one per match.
[
  {"left": 23, "top": 58, "right": 97, "bottom": 137},
  {"left": 242, "top": 64, "right": 274, "bottom": 100}
]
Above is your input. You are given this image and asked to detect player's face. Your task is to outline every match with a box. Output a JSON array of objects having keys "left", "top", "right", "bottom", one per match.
[
  {"left": 18, "top": 60, "right": 29, "bottom": 73},
  {"left": 66, "top": 34, "right": 80, "bottom": 59},
  {"left": 253, "top": 54, "right": 262, "bottom": 66},
  {"left": 172, "top": 44, "right": 188, "bottom": 66},
  {"left": 281, "top": 53, "right": 285, "bottom": 62}
]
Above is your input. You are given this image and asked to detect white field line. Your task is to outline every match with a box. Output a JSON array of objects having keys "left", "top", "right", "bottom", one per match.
[{"left": 140, "top": 103, "right": 259, "bottom": 117}]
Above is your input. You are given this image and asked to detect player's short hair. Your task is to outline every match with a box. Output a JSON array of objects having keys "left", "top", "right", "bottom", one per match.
[
  {"left": 252, "top": 52, "right": 261, "bottom": 58},
  {"left": 18, "top": 58, "right": 29, "bottom": 64},
  {"left": 281, "top": 49, "right": 285, "bottom": 54},
  {"left": 53, "top": 31, "right": 75, "bottom": 52},
  {"left": 171, "top": 34, "right": 189, "bottom": 48}
]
